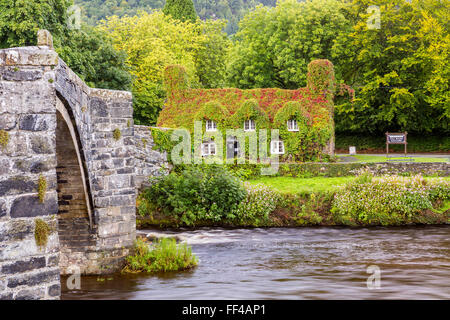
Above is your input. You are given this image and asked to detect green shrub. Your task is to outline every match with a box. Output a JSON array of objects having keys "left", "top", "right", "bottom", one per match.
[
  {"left": 331, "top": 174, "right": 450, "bottom": 225},
  {"left": 122, "top": 238, "right": 198, "bottom": 273},
  {"left": 231, "top": 182, "right": 282, "bottom": 226},
  {"left": 140, "top": 165, "right": 246, "bottom": 225}
]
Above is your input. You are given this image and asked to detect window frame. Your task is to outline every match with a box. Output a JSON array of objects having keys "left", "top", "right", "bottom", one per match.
[
  {"left": 270, "top": 140, "right": 285, "bottom": 155},
  {"left": 201, "top": 141, "right": 216, "bottom": 156},
  {"left": 287, "top": 119, "right": 299, "bottom": 132},
  {"left": 205, "top": 120, "right": 217, "bottom": 132},
  {"left": 244, "top": 119, "right": 256, "bottom": 132}
]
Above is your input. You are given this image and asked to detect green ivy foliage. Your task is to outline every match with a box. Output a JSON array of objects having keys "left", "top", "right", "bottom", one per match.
[
  {"left": 158, "top": 62, "right": 335, "bottom": 162},
  {"left": 163, "top": 64, "right": 189, "bottom": 98},
  {"left": 307, "top": 59, "right": 336, "bottom": 99},
  {"left": 274, "top": 101, "right": 312, "bottom": 161},
  {"left": 229, "top": 99, "right": 270, "bottom": 129},
  {"left": 150, "top": 128, "right": 175, "bottom": 151},
  {"left": 194, "top": 100, "right": 230, "bottom": 131}
]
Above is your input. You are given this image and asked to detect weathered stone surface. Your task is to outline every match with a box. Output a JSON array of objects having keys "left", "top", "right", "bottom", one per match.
[
  {"left": 30, "top": 135, "right": 54, "bottom": 154},
  {"left": 0, "top": 293, "right": 13, "bottom": 300},
  {"left": 0, "top": 177, "right": 36, "bottom": 196},
  {"left": 7, "top": 269, "right": 60, "bottom": 288},
  {"left": 10, "top": 194, "right": 58, "bottom": 218},
  {"left": 48, "top": 283, "right": 60, "bottom": 297},
  {"left": 0, "top": 113, "right": 16, "bottom": 130},
  {"left": 0, "top": 199, "right": 6, "bottom": 218},
  {"left": 0, "top": 219, "right": 33, "bottom": 242},
  {"left": 46, "top": 254, "right": 59, "bottom": 267},
  {"left": 15, "top": 288, "right": 46, "bottom": 300},
  {"left": 134, "top": 125, "right": 170, "bottom": 190},
  {"left": 1, "top": 257, "right": 46, "bottom": 274},
  {"left": 1, "top": 69, "right": 43, "bottom": 81},
  {"left": 90, "top": 97, "right": 108, "bottom": 117},
  {"left": 37, "top": 29, "right": 53, "bottom": 48},
  {"left": 19, "top": 114, "right": 50, "bottom": 131}
]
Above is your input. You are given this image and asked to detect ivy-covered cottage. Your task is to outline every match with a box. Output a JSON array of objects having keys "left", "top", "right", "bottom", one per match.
[{"left": 157, "top": 59, "right": 338, "bottom": 162}]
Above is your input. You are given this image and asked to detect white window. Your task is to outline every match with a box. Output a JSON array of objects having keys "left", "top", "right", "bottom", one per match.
[
  {"left": 287, "top": 119, "right": 299, "bottom": 131},
  {"left": 244, "top": 119, "right": 256, "bottom": 131},
  {"left": 201, "top": 142, "right": 216, "bottom": 156},
  {"left": 271, "top": 140, "right": 285, "bottom": 154},
  {"left": 205, "top": 120, "right": 217, "bottom": 132}
]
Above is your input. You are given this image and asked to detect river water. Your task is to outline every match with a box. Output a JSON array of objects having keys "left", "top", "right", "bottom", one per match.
[{"left": 61, "top": 226, "right": 450, "bottom": 300}]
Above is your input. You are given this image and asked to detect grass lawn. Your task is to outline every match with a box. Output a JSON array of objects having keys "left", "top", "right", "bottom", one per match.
[
  {"left": 247, "top": 176, "right": 356, "bottom": 194},
  {"left": 339, "top": 155, "right": 449, "bottom": 163},
  {"left": 247, "top": 176, "right": 450, "bottom": 194}
]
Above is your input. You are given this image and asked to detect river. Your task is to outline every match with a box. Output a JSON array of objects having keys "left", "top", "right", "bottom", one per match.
[{"left": 61, "top": 226, "right": 450, "bottom": 299}]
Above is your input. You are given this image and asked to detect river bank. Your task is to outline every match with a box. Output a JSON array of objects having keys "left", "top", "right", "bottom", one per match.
[{"left": 137, "top": 174, "right": 450, "bottom": 229}]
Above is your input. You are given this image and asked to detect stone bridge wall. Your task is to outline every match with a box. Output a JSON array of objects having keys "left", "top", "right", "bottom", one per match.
[
  {"left": 134, "top": 125, "right": 170, "bottom": 189},
  {"left": 0, "top": 31, "right": 157, "bottom": 300}
]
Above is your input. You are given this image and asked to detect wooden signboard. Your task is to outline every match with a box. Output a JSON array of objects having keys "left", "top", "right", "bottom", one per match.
[{"left": 386, "top": 132, "right": 407, "bottom": 157}]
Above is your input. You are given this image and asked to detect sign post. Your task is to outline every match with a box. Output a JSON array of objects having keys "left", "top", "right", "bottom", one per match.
[{"left": 386, "top": 132, "right": 407, "bottom": 157}]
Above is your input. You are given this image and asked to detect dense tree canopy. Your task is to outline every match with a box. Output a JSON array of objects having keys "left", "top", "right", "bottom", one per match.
[
  {"left": 334, "top": 0, "right": 449, "bottom": 134},
  {"left": 0, "top": 0, "right": 70, "bottom": 48},
  {"left": 0, "top": 0, "right": 447, "bottom": 135},
  {"left": 99, "top": 11, "right": 229, "bottom": 124},
  {"left": 226, "top": 0, "right": 352, "bottom": 89},
  {"left": 163, "top": 0, "right": 198, "bottom": 22},
  {"left": 0, "top": 0, "right": 132, "bottom": 91},
  {"left": 75, "top": 0, "right": 277, "bottom": 34},
  {"left": 57, "top": 25, "right": 132, "bottom": 90}
]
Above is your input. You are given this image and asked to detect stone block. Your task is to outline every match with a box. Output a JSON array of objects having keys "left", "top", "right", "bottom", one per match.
[
  {"left": 0, "top": 113, "right": 17, "bottom": 130},
  {"left": 47, "top": 283, "right": 60, "bottom": 297},
  {"left": 19, "top": 114, "right": 54, "bottom": 131},
  {"left": 1, "top": 68, "right": 43, "bottom": 81},
  {"left": 10, "top": 194, "right": 58, "bottom": 218},
  {"left": 7, "top": 269, "right": 60, "bottom": 289},
  {"left": 0, "top": 176, "right": 37, "bottom": 197},
  {"left": 30, "top": 134, "right": 54, "bottom": 154},
  {"left": 1, "top": 256, "right": 46, "bottom": 274},
  {"left": 90, "top": 97, "right": 108, "bottom": 117}
]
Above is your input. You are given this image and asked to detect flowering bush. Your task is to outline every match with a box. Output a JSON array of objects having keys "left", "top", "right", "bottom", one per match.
[
  {"left": 331, "top": 174, "right": 450, "bottom": 225},
  {"left": 231, "top": 182, "right": 282, "bottom": 226}
]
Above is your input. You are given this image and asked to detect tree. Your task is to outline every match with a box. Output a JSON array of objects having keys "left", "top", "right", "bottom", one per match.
[
  {"left": 57, "top": 25, "right": 132, "bottom": 90},
  {"left": 0, "top": 0, "right": 70, "bottom": 48},
  {"left": 0, "top": 0, "right": 131, "bottom": 91},
  {"left": 226, "top": 0, "right": 352, "bottom": 89},
  {"left": 163, "top": 0, "right": 198, "bottom": 22},
  {"left": 334, "top": 0, "right": 449, "bottom": 134},
  {"left": 99, "top": 11, "right": 229, "bottom": 125}
]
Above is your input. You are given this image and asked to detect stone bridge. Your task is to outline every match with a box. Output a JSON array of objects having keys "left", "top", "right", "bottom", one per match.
[{"left": 0, "top": 31, "right": 167, "bottom": 300}]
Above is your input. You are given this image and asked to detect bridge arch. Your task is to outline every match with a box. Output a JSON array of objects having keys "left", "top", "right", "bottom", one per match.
[{"left": 55, "top": 97, "right": 93, "bottom": 227}]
